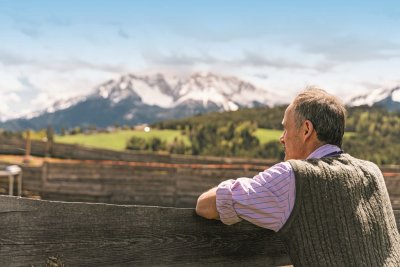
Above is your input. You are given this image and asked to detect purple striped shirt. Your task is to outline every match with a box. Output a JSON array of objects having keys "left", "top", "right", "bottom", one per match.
[{"left": 216, "top": 144, "right": 342, "bottom": 232}]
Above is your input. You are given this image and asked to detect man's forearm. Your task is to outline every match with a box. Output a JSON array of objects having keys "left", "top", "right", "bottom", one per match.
[{"left": 196, "top": 187, "right": 219, "bottom": 220}]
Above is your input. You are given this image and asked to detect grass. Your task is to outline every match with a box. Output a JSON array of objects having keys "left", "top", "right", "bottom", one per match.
[
  {"left": 254, "top": 129, "right": 282, "bottom": 144},
  {"left": 344, "top": 132, "right": 356, "bottom": 138},
  {"left": 55, "top": 128, "right": 284, "bottom": 151},
  {"left": 54, "top": 128, "right": 355, "bottom": 151},
  {"left": 55, "top": 129, "right": 190, "bottom": 151}
]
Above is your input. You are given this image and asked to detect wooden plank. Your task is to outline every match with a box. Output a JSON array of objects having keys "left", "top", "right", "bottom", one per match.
[
  {"left": 0, "top": 196, "right": 290, "bottom": 266},
  {"left": 0, "top": 196, "right": 398, "bottom": 266}
]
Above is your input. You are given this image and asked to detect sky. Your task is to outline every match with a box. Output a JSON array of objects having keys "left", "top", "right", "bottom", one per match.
[{"left": 0, "top": 0, "right": 400, "bottom": 120}]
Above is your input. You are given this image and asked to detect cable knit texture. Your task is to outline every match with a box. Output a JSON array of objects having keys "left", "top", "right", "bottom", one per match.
[{"left": 279, "top": 153, "right": 400, "bottom": 267}]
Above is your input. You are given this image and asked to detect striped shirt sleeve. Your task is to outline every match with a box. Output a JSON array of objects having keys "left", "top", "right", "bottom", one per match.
[{"left": 215, "top": 162, "right": 295, "bottom": 232}]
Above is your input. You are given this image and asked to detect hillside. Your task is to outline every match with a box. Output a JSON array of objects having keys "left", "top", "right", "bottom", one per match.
[
  {"left": 153, "top": 105, "right": 287, "bottom": 130},
  {"left": 152, "top": 105, "right": 400, "bottom": 164}
]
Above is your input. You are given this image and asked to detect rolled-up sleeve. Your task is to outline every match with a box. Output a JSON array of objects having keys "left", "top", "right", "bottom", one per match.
[
  {"left": 215, "top": 162, "right": 295, "bottom": 232},
  {"left": 216, "top": 179, "right": 243, "bottom": 225}
]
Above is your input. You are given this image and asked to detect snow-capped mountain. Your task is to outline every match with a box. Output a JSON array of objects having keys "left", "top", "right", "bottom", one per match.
[
  {"left": 347, "top": 86, "right": 400, "bottom": 111},
  {"left": 175, "top": 72, "right": 272, "bottom": 110},
  {"left": 0, "top": 72, "right": 274, "bottom": 131}
]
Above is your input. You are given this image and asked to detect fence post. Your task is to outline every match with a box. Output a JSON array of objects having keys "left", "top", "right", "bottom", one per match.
[{"left": 23, "top": 130, "right": 31, "bottom": 163}]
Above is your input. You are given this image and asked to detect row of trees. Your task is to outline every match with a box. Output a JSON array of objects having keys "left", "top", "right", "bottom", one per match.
[
  {"left": 189, "top": 121, "right": 260, "bottom": 157},
  {"left": 126, "top": 136, "right": 187, "bottom": 154},
  {"left": 127, "top": 120, "right": 284, "bottom": 159},
  {"left": 153, "top": 106, "right": 287, "bottom": 130}
]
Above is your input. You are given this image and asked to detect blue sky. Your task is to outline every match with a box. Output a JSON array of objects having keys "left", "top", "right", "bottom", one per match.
[{"left": 0, "top": 1, "right": 400, "bottom": 119}]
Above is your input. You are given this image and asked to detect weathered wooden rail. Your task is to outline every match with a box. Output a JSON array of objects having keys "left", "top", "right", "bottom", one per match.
[
  {"left": 0, "top": 196, "right": 399, "bottom": 267},
  {"left": 1, "top": 159, "right": 399, "bottom": 209}
]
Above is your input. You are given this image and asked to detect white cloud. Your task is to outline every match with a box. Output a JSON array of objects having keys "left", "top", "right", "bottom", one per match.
[
  {"left": 30, "top": 92, "right": 52, "bottom": 107},
  {"left": 301, "top": 35, "right": 400, "bottom": 63},
  {"left": 7, "top": 92, "right": 20, "bottom": 103},
  {"left": 0, "top": 92, "right": 23, "bottom": 120},
  {"left": 0, "top": 70, "right": 23, "bottom": 92}
]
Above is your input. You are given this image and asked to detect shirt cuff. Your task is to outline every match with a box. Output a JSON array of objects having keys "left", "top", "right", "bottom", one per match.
[{"left": 216, "top": 179, "right": 242, "bottom": 225}]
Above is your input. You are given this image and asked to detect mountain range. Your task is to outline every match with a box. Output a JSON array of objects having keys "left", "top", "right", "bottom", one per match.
[
  {"left": 346, "top": 86, "right": 400, "bottom": 112},
  {"left": 1, "top": 72, "right": 399, "bottom": 132},
  {"left": 0, "top": 73, "right": 275, "bottom": 131}
]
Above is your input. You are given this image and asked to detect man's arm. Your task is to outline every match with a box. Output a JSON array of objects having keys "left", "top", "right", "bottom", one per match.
[
  {"left": 196, "top": 187, "right": 219, "bottom": 220},
  {"left": 195, "top": 163, "right": 295, "bottom": 231}
]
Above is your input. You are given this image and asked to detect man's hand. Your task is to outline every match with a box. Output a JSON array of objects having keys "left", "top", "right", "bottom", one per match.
[{"left": 196, "top": 187, "right": 219, "bottom": 220}]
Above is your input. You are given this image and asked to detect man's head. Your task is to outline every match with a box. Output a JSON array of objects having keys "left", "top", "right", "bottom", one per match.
[{"left": 280, "top": 87, "right": 346, "bottom": 160}]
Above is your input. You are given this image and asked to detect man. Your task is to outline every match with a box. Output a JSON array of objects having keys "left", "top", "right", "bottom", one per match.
[{"left": 196, "top": 87, "right": 400, "bottom": 266}]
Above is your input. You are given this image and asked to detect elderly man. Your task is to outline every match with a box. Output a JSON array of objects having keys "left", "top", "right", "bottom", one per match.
[{"left": 196, "top": 87, "right": 400, "bottom": 266}]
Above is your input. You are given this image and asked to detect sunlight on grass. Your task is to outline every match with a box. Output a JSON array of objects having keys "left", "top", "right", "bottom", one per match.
[
  {"left": 254, "top": 129, "right": 282, "bottom": 144},
  {"left": 344, "top": 132, "right": 356, "bottom": 138},
  {"left": 55, "top": 129, "right": 189, "bottom": 151},
  {"left": 52, "top": 128, "right": 357, "bottom": 151}
]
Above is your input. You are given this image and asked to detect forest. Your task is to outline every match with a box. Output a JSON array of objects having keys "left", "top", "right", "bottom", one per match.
[{"left": 144, "top": 105, "right": 400, "bottom": 165}]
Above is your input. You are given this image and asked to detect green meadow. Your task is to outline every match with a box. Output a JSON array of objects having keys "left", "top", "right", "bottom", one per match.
[
  {"left": 54, "top": 128, "right": 356, "bottom": 151},
  {"left": 254, "top": 129, "right": 282, "bottom": 144},
  {"left": 55, "top": 128, "right": 284, "bottom": 151},
  {"left": 55, "top": 129, "right": 190, "bottom": 151}
]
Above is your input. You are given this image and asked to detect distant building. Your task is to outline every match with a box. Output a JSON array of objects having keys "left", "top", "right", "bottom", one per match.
[{"left": 134, "top": 124, "right": 149, "bottom": 131}]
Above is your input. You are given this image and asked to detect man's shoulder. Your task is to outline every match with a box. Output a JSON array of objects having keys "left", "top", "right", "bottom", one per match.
[
  {"left": 269, "top": 161, "right": 292, "bottom": 172},
  {"left": 342, "top": 154, "right": 383, "bottom": 174},
  {"left": 286, "top": 157, "right": 334, "bottom": 172},
  {"left": 258, "top": 161, "right": 295, "bottom": 188},
  {"left": 267, "top": 161, "right": 293, "bottom": 174},
  {"left": 288, "top": 154, "right": 382, "bottom": 174},
  {"left": 332, "top": 153, "right": 380, "bottom": 169}
]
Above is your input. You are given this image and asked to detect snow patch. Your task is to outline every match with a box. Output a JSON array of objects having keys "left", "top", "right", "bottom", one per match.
[
  {"left": 46, "top": 96, "right": 87, "bottom": 113},
  {"left": 226, "top": 101, "right": 239, "bottom": 111},
  {"left": 131, "top": 79, "right": 174, "bottom": 107},
  {"left": 350, "top": 88, "right": 388, "bottom": 106},
  {"left": 392, "top": 88, "right": 400, "bottom": 102},
  {"left": 176, "top": 85, "right": 224, "bottom": 108},
  {"left": 99, "top": 86, "right": 109, "bottom": 98},
  {"left": 110, "top": 89, "right": 133, "bottom": 104},
  {"left": 120, "top": 82, "right": 128, "bottom": 90},
  {"left": 124, "top": 112, "right": 134, "bottom": 120}
]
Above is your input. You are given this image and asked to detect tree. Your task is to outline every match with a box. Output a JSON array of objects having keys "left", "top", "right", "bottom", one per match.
[
  {"left": 126, "top": 136, "right": 147, "bottom": 150},
  {"left": 168, "top": 137, "right": 187, "bottom": 154},
  {"left": 147, "top": 137, "right": 165, "bottom": 151}
]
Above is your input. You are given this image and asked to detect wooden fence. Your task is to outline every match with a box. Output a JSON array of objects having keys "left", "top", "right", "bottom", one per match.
[
  {"left": 1, "top": 160, "right": 267, "bottom": 207},
  {"left": 0, "top": 136, "right": 273, "bottom": 165},
  {"left": 0, "top": 196, "right": 399, "bottom": 267},
  {"left": 1, "top": 159, "right": 400, "bottom": 209}
]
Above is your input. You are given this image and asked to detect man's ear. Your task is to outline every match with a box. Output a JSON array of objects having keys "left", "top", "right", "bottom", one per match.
[{"left": 303, "top": 120, "right": 314, "bottom": 141}]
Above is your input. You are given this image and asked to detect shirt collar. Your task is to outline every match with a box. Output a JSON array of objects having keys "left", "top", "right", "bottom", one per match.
[{"left": 306, "top": 144, "right": 342, "bottom": 160}]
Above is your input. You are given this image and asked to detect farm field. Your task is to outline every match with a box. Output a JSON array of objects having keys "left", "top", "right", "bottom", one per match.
[
  {"left": 54, "top": 128, "right": 285, "bottom": 151},
  {"left": 55, "top": 129, "right": 190, "bottom": 151},
  {"left": 50, "top": 128, "right": 357, "bottom": 152}
]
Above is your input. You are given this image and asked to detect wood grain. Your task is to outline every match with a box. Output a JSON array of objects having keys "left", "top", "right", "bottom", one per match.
[
  {"left": 0, "top": 196, "right": 399, "bottom": 267},
  {"left": 0, "top": 196, "right": 289, "bottom": 267}
]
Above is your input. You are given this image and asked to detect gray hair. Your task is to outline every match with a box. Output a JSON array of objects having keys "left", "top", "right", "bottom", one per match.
[{"left": 292, "top": 87, "right": 347, "bottom": 147}]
